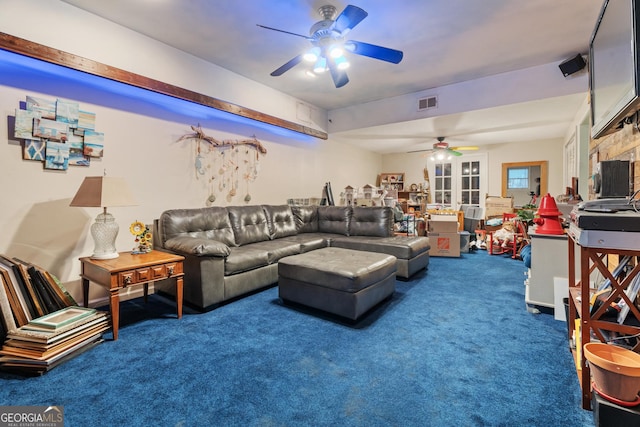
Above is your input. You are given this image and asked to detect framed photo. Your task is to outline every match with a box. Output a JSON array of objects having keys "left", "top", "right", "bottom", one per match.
[
  {"left": 26, "top": 96, "right": 56, "bottom": 120},
  {"left": 44, "top": 141, "right": 70, "bottom": 170},
  {"left": 33, "top": 118, "right": 69, "bottom": 142},
  {"left": 22, "top": 140, "right": 46, "bottom": 161},
  {"left": 0, "top": 269, "right": 18, "bottom": 333},
  {"left": 0, "top": 264, "right": 30, "bottom": 326},
  {"left": 77, "top": 110, "right": 96, "bottom": 131},
  {"left": 83, "top": 130, "right": 104, "bottom": 158},
  {"left": 55, "top": 98, "right": 79, "bottom": 126},
  {"left": 26, "top": 306, "right": 96, "bottom": 331},
  {"left": 67, "top": 133, "right": 90, "bottom": 167},
  {"left": 14, "top": 109, "right": 40, "bottom": 140}
]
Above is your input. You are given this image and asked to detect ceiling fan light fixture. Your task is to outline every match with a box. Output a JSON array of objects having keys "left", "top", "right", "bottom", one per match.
[
  {"left": 335, "top": 55, "right": 349, "bottom": 70},
  {"left": 303, "top": 47, "right": 320, "bottom": 62},
  {"left": 329, "top": 44, "right": 344, "bottom": 58},
  {"left": 313, "top": 57, "right": 327, "bottom": 73}
]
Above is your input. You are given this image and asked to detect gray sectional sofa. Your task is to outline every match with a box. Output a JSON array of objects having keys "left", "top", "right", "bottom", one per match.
[{"left": 154, "top": 204, "right": 430, "bottom": 311}]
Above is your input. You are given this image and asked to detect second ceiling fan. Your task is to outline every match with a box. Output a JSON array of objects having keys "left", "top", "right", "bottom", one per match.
[
  {"left": 257, "top": 4, "right": 403, "bottom": 88},
  {"left": 409, "top": 137, "right": 479, "bottom": 159}
]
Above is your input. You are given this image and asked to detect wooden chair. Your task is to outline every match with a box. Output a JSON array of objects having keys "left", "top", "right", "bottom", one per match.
[{"left": 488, "top": 214, "right": 528, "bottom": 259}]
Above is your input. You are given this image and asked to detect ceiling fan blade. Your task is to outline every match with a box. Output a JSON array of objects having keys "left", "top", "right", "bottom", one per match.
[
  {"left": 344, "top": 40, "right": 403, "bottom": 64},
  {"left": 327, "top": 57, "right": 349, "bottom": 88},
  {"left": 333, "top": 5, "right": 368, "bottom": 35},
  {"left": 450, "top": 146, "right": 480, "bottom": 151},
  {"left": 449, "top": 149, "right": 463, "bottom": 157},
  {"left": 270, "top": 55, "right": 304, "bottom": 76},
  {"left": 256, "top": 24, "right": 311, "bottom": 40}
]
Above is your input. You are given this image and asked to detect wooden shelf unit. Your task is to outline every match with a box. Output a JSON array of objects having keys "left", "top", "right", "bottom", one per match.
[
  {"left": 567, "top": 234, "right": 640, "bottom": 410},
  {"left": 377, "top": 173, "right": 405, "bottom": 191},
  {"left": 397, "top": 191, "right": 426, "bottom": 214}
]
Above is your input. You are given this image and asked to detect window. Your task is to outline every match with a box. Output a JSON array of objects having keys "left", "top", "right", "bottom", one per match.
[
  {"left": 433, "top": 162, "right": 452, "bottom": 206},
  {"left": 507, "top": 167, "right": 529, "bottom": 189},
  {"left": 460, "top": 161, "right": 481, "bottom": 205}
]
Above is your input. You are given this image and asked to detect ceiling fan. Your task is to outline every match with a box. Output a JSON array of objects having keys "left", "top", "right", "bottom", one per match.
[
  {"left": 408, "top": 137, "right": 479, "bottom": 159},
  {"left": 257, "top": 4, "right": 403, "bottom": 88}
]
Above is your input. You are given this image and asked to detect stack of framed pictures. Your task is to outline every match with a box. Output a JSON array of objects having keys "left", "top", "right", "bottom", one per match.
[
  {"left": 0, "top": 254, "right": 109, "bottom": 375},
  {"left": 0, "top": 255, "right": 77, "bottom": 334},
  {"left": 0, "top": 307, "right": 109, "bottom": 375}
]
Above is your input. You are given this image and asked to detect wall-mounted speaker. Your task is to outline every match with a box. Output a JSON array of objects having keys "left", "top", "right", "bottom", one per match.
[{"left": 559, "top": 54, "right": 586, "bottom": 77}]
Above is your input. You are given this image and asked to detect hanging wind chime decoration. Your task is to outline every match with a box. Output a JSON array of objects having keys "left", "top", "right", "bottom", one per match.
[{"left": 178, "top": 124, "right": 267, "bottom": 205}]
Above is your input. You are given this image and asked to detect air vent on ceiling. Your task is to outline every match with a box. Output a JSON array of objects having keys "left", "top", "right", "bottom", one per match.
[{"left": 418, "top": 96, "right": 438, "bottom": 111}]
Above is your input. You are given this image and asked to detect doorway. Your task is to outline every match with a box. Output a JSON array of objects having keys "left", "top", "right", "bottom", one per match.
[{"left": 501, "top": 161, "right": 548, "bottom": 207}]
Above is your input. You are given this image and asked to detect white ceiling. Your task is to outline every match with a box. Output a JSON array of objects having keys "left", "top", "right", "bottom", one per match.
[{"left": 59, "top": 0, "right": 603, "bottom": 153}]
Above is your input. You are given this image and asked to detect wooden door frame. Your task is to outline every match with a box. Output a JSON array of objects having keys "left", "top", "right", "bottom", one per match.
[{"left": 501, "top": 161, "right": 548, "bottom": 199}]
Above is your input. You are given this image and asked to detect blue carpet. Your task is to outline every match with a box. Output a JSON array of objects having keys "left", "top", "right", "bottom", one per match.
[{"left": 0, "top": 250, "right": 593, "bottom": 426}]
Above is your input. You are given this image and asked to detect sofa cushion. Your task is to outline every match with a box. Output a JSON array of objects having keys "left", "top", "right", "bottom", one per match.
[
  {"left": 291, "top": 205, "right": 318, "bottom": 232},
  {"left": 332, "top": 235, "right": 431, "bottom": 259},
  {"left": 241, "top": 239, "right": 301, "bottom": 264},
  {"left": 262, "top": 205, "right": 297, "bottom": 239},
  {"left": 350, "top": 206, "right": 394, "bottom": 237},
  {"left": 164, "top": 236, "right": 230, "bottom": 257},
  {"left": 159, "top": 207, "right": 236, "bottom": 247},
  {"left": 317, "top": 206, "right": 351, "bottom": 235},
  {"left": 279, "top": 234, "right": 330, "bottom": 253},
  {"left": 228, "top": 206, "right": 271, "bottom": 246},
  {"left": 225, "top": 246, "right": 270, "bottom": 275}
]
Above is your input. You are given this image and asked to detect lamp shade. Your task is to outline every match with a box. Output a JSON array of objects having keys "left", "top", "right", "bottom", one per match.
[
  {"left": 70, "top": 176, "right": 137, "bottom": 208},
  {"left": 70, "top": 176, "right": 136, "bottom": 259}
]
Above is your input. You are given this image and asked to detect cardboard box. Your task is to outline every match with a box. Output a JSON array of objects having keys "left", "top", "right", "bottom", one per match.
[
  {"left": 485, "top": 196, "right": 513, "bottom": 218},
  {"left": 428, "top": 232, "right": 461, "bottom": 257},
  {"left": 428, "top": 215, "right": 459, "bottom": 233}
]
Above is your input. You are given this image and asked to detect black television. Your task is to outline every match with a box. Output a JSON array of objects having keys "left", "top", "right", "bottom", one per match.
[{"left": 590, "top": 0, "right": 640, "bottom": 139}]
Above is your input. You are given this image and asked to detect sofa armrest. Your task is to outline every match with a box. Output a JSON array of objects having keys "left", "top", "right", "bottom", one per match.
[{"left": 164, "top": 236, "right": 230, "bottom": 257}]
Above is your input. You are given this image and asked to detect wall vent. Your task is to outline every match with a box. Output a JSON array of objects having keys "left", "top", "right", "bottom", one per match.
[{"left": 418, "top": 96, "right": 438, "bottom": 111}]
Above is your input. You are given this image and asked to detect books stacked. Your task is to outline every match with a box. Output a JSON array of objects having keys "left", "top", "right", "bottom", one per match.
[{"left": 0, "top": 306, "right": 109, "bottom": 376}]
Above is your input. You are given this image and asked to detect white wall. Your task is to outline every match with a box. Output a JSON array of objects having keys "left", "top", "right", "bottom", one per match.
[
  {"left": 381, "top": 137, "right": 565, "bottom": 206},
  {"left": 485, "top": 138, "right": 564, "bottom": 198},
  {"left": 0, "top": 69, "right": 380, "bottom": 306}
]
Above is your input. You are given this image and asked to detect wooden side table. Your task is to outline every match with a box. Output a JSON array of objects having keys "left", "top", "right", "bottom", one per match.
[{"left": 80, "top": 251, "right": 185, "bottom": 340}]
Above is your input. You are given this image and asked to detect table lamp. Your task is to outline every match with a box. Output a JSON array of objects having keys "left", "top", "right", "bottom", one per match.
[{"left": 70, "top": 176, "right": 137, "bottom": 259}]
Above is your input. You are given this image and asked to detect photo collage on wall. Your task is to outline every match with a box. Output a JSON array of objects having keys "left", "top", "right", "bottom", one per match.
[{"left": 13, "top": 96, "right": 104, "bottom": 171}]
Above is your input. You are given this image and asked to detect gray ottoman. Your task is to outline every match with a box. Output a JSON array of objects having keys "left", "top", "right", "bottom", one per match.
[{"left": 278, "top": 247, "right": 397, "bottom": 320}]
